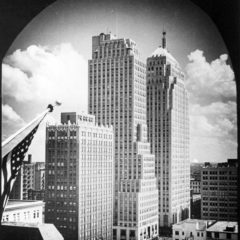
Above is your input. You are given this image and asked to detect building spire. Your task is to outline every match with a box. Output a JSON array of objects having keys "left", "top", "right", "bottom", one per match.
[{"left": 162, "top": 30, "right": 166, "bottom": 49}]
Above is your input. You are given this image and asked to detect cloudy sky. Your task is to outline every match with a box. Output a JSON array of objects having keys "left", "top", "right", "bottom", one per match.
[{"left": 2, "top": 0, "right": 237, "bottom": 163}]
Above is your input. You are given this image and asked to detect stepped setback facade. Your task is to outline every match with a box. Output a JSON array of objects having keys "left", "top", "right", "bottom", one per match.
[
  {"left": 89, "top": 33, "right": 159, "bottom": 240},
  {"left": 146, "top": 32, "right": 190, "bottom": 228}
]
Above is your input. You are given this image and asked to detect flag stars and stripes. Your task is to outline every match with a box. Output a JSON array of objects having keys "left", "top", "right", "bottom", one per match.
[{"left": 1, "top": 104, "right": 57, "bottom": 221}]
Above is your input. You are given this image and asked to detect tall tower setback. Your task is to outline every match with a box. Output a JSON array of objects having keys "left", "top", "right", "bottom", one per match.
[
  {"left": 146, "top": 32, "right": 190, "bottom": 229},
  {"left": 89, "top": 33, "right": 159, "bottom": 240}
]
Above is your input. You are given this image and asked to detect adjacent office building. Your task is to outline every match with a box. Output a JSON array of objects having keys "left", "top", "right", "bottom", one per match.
[
  {"left": 28, "top": 189, "right": 45, "bottom": 201},
  {"left": 146, "top": 32, "right": 190, "bottom": 227},
  {"left": 10, "top": 154, "right": 45, "bottom": 200},
  {"left": 201, "top": 159, "right": 238, "bottom": 221},
  {"left": 45, "top": 112, "right": 114, "bottom": 240},
  {"left": 89, "top": 33, "right": 159, "bottom": 240}
]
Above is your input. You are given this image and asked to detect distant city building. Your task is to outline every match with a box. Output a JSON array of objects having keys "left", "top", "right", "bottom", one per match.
[
  {"left": 1, "top": 200, "right": 44, "bottom": 224},
  {"left": 89, "top": 33, "right": 159, "bottom": 240},
  {"left": 28, "top": 189, "right": 45, "bottom": 201},
  {"left": 146, "top": 31, "right": 190, "bottom": 228},
  {"left": 10, "top": 154, "right": 45, "bottom": 200},
  {"left": 190, "top": 178, "right": 201, "bottom": 194},
  {"left": 190, "top": 191, "right": 201, "bottom": 219},
  {"left": 206, "top": 221, "right": 238, "bottom": 240},
  {"left": 201, "top": 159, "right": 238, "bottom": 221},
  {"left": 45, "top": 112, "right": 114, "bottom": 240},
  {"left": 172, "top": 219, "right": 216, "bottom": 240},
  {"left": 190, "top": 163, "right": 203, "bottom": 181}
]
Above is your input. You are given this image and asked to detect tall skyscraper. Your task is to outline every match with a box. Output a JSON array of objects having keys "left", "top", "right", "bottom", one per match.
[
  {"left": 89, "top": 33, "right": 158, "bottom": 240},
  {"left": 45, "top": 112, "right": 114, "bottom": 240},
  {"left": 201, "top": 159, "right": 238, "bottom": 221},
  {"left": 146, "top": 32, "right": 190, "bottom": 228}
]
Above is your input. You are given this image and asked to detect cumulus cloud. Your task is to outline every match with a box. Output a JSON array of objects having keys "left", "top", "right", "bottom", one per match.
[
  {"left": 2, "top": 104, "right": 25, "bottom": 124},
  {"left": 2, "top": 43, "right": 88, "bottom": 162},
  {"left": 186, "top": 50, "right": 236, "bottom": 104},
  {"left": 186, "top": 50, "right": 237, "bottom": 162},
  {"left": 190, "top": 101, "right": 237, "bottom": 143},
  {"left": 2, "top": 43, "right": 88, "bottom": 111}
]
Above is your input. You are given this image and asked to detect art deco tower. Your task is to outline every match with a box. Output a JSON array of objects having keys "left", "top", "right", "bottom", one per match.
[
  {"left": 89, "top": 33, "right": 158, "bottom": 240},
  {"left": 146, "top": 32, "right": 190, "bottom": 229}
]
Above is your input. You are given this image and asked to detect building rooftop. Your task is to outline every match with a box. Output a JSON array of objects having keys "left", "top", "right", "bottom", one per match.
[
  {"left": 207, "top": 221, "right": 238, "bottom": 233},
  {"left": 173, "top": 219, "right": 216, "bottom": 231},
  {"left": 202, "top": 159, "right": 238, "bottom": 169},
  {"left": 6, "top": 200, "right": 44, "bottom": 210},
  {"left": 1, "top": 222, "right": 64, "bottom": 240}
]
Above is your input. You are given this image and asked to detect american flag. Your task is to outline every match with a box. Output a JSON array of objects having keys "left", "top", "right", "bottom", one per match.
[
  {"left": 0, "top": 124, "right": 40, "bottom": 217},
  {"left": 0, "top": 103, "right": 61, "bottom": 221}
]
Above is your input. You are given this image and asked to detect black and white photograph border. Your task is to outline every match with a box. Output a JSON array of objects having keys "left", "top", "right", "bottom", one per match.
[{"left": 0, "top": 1, "right": 239, "bottom": 240}]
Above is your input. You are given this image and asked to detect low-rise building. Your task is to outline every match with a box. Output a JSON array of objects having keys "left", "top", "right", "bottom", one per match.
[
  {"left": 172, "top": 219, "right": 216, "bottom": 240},
  {"left": 206, "top": 221, "right": 238, "bottom": 240},
  {"left": 1, "top": 200, "right": 44, "bottom": 224}
]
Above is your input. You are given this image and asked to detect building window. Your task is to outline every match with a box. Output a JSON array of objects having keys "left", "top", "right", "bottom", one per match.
[
  {"left": 214, "top": 232, "right": 219, "bottom": 238},
  {"left": 227, "top": 233, "right": 232, "bottom": 239},
  {"left": 175, "top": 231, "right": 179, "bottom": 235}
]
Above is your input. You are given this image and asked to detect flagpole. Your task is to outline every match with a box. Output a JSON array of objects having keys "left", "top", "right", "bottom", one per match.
[
  {"left": 1, "top": 102, "right": 61, "bottom": 222},
  {"left": 2, "top": 103, "right": 58, "bottom": 148},
  {"left": 2, "top": 109, "right": 49, "bottom": 147},
  {"left": 2, "top": 102, "right": 60, "bottom": 158}
]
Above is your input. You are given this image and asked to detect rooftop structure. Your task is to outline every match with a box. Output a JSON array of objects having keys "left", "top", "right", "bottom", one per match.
[
  {"left": 173, "top": 219, "right": 216, "bottom": 240},
  {"left": 0, "top": 222, "right": 63, "bottom": 240},
  {"left": 206, "top": 221, "right": 238, "bottom": 240}
]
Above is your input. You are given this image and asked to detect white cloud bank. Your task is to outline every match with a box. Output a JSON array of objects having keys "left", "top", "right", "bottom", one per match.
[
  {"left": 2, "top": 104, "right": 25, "bottom": 124},
  {"left": 186, "top": 50, "right": 237, "bottom": 162},
  {"left": 2, "top": 43, "right": 88, "bottom": 162},
  {"left": 3, "top": 43, "right": 88, "bottom": 111},
  {"left": 186, "top": 49, "right": 235, "bottom": 104}
]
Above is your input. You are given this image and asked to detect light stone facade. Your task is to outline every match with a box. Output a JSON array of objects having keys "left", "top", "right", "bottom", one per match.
[
  {"left": 45, "top": 112, "right": 114, "bottom": 240},
  {"left": 146, "top": 32, "right": 190, "bottom": 228},
  {"left": 88, "top": 33, "right": 158, "bottom": 240}
]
